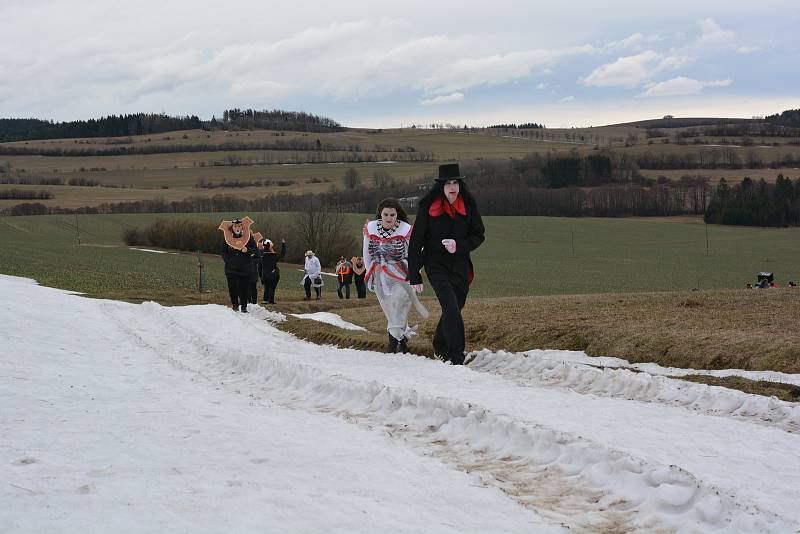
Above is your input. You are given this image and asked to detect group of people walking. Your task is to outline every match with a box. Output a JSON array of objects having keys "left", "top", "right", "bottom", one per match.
[
  {"left": 300, "top": 253, "right": 368, "bottom": 301},
  {"left": 220, "top": 162, "right": 485, "bottom": 365},
  {"left": 220, "top": 217, "right": 287, "bottom": 313}
]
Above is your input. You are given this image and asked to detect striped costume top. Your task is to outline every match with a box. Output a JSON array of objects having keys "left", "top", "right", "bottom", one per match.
[{"left": 362, "top": 219, "right": 413, "bottom": 293}]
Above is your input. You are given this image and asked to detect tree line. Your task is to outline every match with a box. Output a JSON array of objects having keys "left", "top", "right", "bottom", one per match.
[
  {"left": 704, "top": 175, "right": 800, "bottom": 227},
  {"left": 0, "top": 138, "right": 422, "bottom": 158},
  {"left": 217, "top": 109, "right": 343, "bottom": 133},
  {"left": 0, "top": 114, "right": 203, "bottom": 142},
  {"left": 0, "top": 189, "right": 53, "bottom": 200}
]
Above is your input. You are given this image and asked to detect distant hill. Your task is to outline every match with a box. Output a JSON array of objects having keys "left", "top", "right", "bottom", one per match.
[{"left": 606, "top": 117, "right": 753, "bottom": 129}]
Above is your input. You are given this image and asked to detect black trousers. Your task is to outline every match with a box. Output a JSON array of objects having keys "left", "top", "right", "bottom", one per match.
[
  {"left": 304, "top": 277, "right": 321, "bottom": 299},
  {"left": 426, "top": 265, "right": 469, "bottom": 364},
  {"left": 249, "top": 279, "right": 258, "bottom": 304},
  {"left": 262, "top": 273, "right": 280, "bottom": 303},
  {"left": 226, "top": 273, "right": 251, "bottom": 310},
  {"left": 354, "top": 279, "right": 367, "bottom": 298},
  {"left": 337, "top": 281, "right": 351, "bottom": 299}
]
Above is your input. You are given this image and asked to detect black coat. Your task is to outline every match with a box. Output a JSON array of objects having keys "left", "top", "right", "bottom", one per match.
[
  {"left": 259, "top": 242, "right": 287, "bottom": 280},
  {"left": 407, "top": 196, "right": 485, "bottom": 285},
  {"left": 221, "top": 236, "right": 258, "bottom": 276}
]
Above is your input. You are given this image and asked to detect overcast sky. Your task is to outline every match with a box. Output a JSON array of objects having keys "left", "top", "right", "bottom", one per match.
[{"left": 1, "top": 0, "right": 798, "bottom": 128}]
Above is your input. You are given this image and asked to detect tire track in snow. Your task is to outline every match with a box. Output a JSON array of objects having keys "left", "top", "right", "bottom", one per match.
[
  {"left": 465, "top": 350, "right": 800, "bottom": 433},
  {"left": 103, "top": 300, "right": 795, "bottom": 533}
]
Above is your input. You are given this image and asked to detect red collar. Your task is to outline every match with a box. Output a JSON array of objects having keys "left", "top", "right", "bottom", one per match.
[{"left": 429, "top": 195, "right": 466, "bottom": 218}]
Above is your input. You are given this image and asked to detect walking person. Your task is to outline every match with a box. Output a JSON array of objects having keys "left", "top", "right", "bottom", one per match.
[
  {"left": 249, "top": 240, "right": 262, "bottom": 305},
  {"left": 219, "top": 217, "right": 258, "bottom": 313},
  {"left": 406, "top": 164, "right": 485, "bottom": 364},
  {"left": 260, "top": 237, "right": 287, "bottom": 304},
  {"left": 364, "top": 198, "right": 428, "bottom": 353},
  {"left": 351, "top": 256, "right": 367, "bottom": 299},
  {"left": 301, "top": 250, "right": 323, "bottom": 300},
  {"left": 335, "top": 255, "right": 353, "bottom": 299}
]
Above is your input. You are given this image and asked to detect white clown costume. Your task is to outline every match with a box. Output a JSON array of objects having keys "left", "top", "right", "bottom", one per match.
[{"left": 363, "top": 219, "right": 429, "bottom": 343}]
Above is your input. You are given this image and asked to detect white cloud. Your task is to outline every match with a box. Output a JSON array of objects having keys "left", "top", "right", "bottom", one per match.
[
  {"left": 558, "top": 96, "right": 575, "bottom": 102},
  {"left": 736, "top": 45, "right": 761, "bottom": 54},
  {"left": 580, "top": 49, "right": 693, "bottom": 89},
  {"left": 536, "top": 82, "right": 548, "bottom": 90},
  {"left": 639, "top": 76, "right": 732, "bottom": 98},
  {"left": 603, "top": 32, "right": 666, "bottom": 53},
  {"left": 697, "top": 18, "right": 735, "bottom": 46},
  {"left": 419, "top": 45, "right": 596, "bottom": 95},
  {"left": 580, "top": 51, "right": 660, "bottom": 88},
  {"left": 420, "top": 92, "right": 464, "bottom": 106}
]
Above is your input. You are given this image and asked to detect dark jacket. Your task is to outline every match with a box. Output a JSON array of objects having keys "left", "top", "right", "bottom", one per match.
[
  {"left": 335, "top": 260, "right": 354, "bottom": 284},
  {"left": 407, "top": 195, "right": 485, "bottom": 285},
  {"left": 259, "top": 242, "right": 287, "bottom": 280},
  {"left": 221, "top": 236, "right": 258, "bottom": 276}
]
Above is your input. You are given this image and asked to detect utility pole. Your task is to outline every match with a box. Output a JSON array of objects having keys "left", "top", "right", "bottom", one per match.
[
  {"left": 705, "top": 221, "right": 709, "bottom": 256},
  {"left": 197, "top": 250, "right": 205, "bottom": 292},
  {"left": 75, "top": 214, "right": 81, "bottom": 245},
  {"left": 571, "top": 226, "right": 575, "bottom": 255}
]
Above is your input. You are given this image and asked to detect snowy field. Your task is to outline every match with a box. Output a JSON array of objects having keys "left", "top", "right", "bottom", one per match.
[{"left": 1, "top": 275, "right": 799, "bottom": 533}]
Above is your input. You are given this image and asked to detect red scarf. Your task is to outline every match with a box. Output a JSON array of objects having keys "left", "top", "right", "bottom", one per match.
[{"left": 429, "top": 194, "right": 466, "bottom": 218}]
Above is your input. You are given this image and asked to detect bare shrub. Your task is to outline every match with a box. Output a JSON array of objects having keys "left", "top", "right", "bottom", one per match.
[{"left": 291, "top": 203, "right": 358, "bottom": 267}]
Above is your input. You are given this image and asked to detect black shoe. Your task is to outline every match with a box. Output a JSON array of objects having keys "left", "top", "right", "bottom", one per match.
[
  {"left": 398, "top": 337, "right": 408, "bottom": 354},
  {"left": 387, "top": 334, "right": 399, "bottom": 354},
  {"left": 449, "top": 353, "right": 465, "bottom": 366},
  {"left": 232, "top": 305, "right": 239, "bottom": 312},
  {"left": 241, "top": 307, "right": 248, "bottom": 313}
]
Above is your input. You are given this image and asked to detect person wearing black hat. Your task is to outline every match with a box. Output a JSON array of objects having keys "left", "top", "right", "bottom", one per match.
[
  {"left": 220, "top": 218, "right": 258, "bottom": 312},
  {"left": 406, "top": 163, "right": 485, "bottom": 365}
]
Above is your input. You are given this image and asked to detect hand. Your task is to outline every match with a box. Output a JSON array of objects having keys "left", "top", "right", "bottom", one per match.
[
  {"left": 441, "top": 239, "right": 456, "bottom": 254},
  {"left": 411, "top": 284, "right": 423, "bottom": 293},
  {"left": 281, "top": 237, "right": 286, "bottom": 244}
]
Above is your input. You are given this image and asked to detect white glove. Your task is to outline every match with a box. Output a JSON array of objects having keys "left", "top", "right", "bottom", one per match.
[{"left": 441, "top": 239, "right": 456, "bottom": 254}]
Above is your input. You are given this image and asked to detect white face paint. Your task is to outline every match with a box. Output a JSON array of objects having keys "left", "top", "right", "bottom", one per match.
[
  {"left": 444, "top": 180, "right": 460, "bottom": 204},
  {"left": 380, "top": 207, "right": 398, "bottom": 229}
]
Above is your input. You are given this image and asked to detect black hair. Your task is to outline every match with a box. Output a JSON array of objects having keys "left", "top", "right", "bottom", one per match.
[
  {"left": 417, "top": 179, "right": 477, "bottom": 209},
  {"left": 375, "top": 198, "right": 409, "bottom": 222}
]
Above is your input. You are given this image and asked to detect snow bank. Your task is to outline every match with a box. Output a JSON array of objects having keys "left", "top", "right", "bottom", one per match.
[
  {"left": 129, "top": 247, "right": 175, "bottom": 254},
  {"left": 108, "top": 300, "right": 793, "bottom": 532},
  {"left": 3, "top": 274, "right": 799, "bottom": 532},
  {"left": 466, "top": 349, "right": 800, "bottom": 433},
  {"left": 290, "top": 312, "right": 366, "bottom": 331},
  {"left": 514, "top": 348, "right": 800, "bottom": 387}
]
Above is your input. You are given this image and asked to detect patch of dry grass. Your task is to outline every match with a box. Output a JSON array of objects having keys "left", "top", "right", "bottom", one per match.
[{"left": 237, "top": 288, "right": 800, "bottom": 399}]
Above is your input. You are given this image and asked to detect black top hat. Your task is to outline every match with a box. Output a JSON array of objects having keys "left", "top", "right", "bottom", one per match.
[{"left": 436, "top": 163, "right": 465, "bottom": 181}]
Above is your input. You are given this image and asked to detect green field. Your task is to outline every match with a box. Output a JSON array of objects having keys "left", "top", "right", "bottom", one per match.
[{"left": 2, "top": 213, "right": 799, "bottom": 298}]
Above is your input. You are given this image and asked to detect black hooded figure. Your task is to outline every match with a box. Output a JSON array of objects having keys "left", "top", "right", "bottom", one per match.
[{"left": 406, "top": 163, "right": 485, "bottom": 365}]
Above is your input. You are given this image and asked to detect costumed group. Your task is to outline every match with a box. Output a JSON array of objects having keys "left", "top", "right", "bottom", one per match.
[{"left": 219, "top": 163, "right": 485, "bottom": 365}]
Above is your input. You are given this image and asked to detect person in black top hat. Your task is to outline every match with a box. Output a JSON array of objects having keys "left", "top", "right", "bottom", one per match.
[
  {"left": 221, "top": 218, "right": 258, "bottom": 312},
  {"left": 406, "top": 163, "right": 485, "bottom": 365}
]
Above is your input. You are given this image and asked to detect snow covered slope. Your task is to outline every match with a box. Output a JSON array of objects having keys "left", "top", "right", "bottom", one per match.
[{"left": 2, "top": 275, "right": 798, "bottom": 532}]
